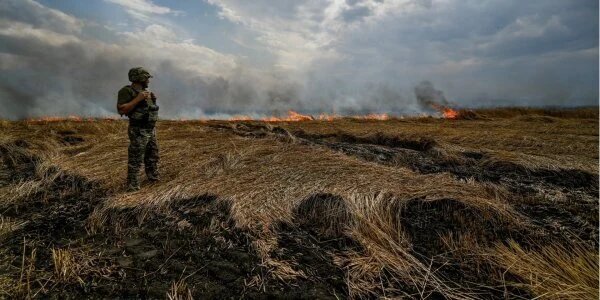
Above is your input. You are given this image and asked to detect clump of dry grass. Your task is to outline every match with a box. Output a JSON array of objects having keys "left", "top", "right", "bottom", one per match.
[
  {"left": 52, "top": 248, "right": 85, "bottom": 285},
  {"left": 13, "top": 242, "right": 37, "bottom": 299},
  {"left": 0, "top": 217, "right": 28, "bottom": 242},
  {"left": 50, "top": 247, "right": 115, "bottom": 288},
  {"left": 201, "top": 151, "right": 244, "bottom": 177},
  {"left": 166, "top": 278, "right": 193, "bottom": 300},
  {"left": 492, "top": 240, "right": 598, "bottom": 300}
]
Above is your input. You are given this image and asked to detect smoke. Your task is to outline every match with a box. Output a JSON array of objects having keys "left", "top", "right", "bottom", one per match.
[
  {"left": 0, "top": 24, "right": 418, "bottom": 120},
  {"left": 0, "top": 0, "right": 597, "bottom": 120},
  {"left": 0, "top": 1, "right": 448, "bottom": 120},
  {"left": 414, "top": 81, "right": 449, "bottom": 110}
]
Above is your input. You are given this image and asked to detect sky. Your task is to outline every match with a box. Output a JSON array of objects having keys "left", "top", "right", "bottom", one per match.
[{"left": 0, "top": 0, "right": 597, "bottom": 119}]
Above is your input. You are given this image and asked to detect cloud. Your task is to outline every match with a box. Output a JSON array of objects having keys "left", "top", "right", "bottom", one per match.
[
  {"left": 204, "top": 0, "right": 597, "bottom": 110},
  {"left": 104, "top": 0, "right": 182, "bottom": 22},
  {"left": 0, "top": 0, "right": 83, "bottom": 33},
  {"left": 0, "top": 20, "right": 81, "bottom": 47},
  {"left": 341, "top": 5, "right": 372, "bottom": 23},
  {"left": 105, "top": 0, "right": 173, "bottom": 15},
  {"left": 0, "top": 1, "right": 343, "bottom": 119},
  {"left": 0, "top": 0, "right": 597, "bottom": 120},
  {"left": 0, "top": 1, "right": 248, "bottom": 119}
]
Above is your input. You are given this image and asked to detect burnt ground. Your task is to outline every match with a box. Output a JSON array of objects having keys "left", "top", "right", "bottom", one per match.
[
  {"left": 1, "top": 121, "right": 597, "bottom": 299},
  {"left": 0, "top": 140, "right": 352, "bottom": 299}
]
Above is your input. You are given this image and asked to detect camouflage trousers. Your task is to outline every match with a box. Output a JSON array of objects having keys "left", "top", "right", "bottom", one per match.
[{"left": 127, "top": 125, "right": 159, "bottom": 190}]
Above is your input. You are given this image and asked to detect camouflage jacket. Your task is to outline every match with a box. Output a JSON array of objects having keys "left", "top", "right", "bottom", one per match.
[{"left": 117, "top": 85, "right": 159, "bottom": 124}]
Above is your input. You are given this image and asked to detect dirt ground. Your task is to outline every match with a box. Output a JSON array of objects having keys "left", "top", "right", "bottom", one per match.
[{"left": 0, "top": 108, "right": 597, "bottom": 299}]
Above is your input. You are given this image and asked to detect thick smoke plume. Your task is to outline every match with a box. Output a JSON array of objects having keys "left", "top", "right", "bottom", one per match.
[{"left": 414, "top": 81, "right": 449, "bottom": 110}]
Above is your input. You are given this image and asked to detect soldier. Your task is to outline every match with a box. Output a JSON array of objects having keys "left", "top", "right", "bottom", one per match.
[{"left": 117, "top": 67, "right": 160, "bottom": 192}]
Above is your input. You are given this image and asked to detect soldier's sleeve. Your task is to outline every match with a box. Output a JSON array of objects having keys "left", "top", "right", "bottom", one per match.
[{"left": 117, "top": 87, "right": 133, "bottom": 106}]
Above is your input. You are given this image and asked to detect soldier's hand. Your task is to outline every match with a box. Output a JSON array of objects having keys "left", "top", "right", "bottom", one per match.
[
  {"left": 137, "top": 91, "right": 151, "bottom": 100},
  {"left": 150, "top": 92, "right": 157, "bottom": 101}
]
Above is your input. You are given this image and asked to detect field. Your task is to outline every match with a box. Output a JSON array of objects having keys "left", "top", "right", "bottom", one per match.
[{"left": 0, "top": 108, "right": 598, "bottom": 299}]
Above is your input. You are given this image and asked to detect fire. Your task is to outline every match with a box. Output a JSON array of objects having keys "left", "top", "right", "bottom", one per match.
[
  {"left": 429, "top": 103, "right": 460, "bottom": 119},
  {"left": 225, "top": 111, "right": 394, "bottom": 122},
  {"left": 227, "top": 110, "right": 316, "bottom": 122},
  {"left": 261, "top": 110, "right": 315, "bottom": 122},
  {"left": 442, "top": 108, "right": 459, "bottom": 119},
  {"left": 285, "top": 110, "right": 314, "bottom": 121}
]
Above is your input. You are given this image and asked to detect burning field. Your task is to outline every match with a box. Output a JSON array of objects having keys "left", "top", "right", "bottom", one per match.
[{"left": 0, "top": 107, "right": 598, "bottom": 299}]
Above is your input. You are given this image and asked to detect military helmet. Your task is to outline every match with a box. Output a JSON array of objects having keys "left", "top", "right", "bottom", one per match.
[{"left": 128, "top": 67, "right": 153, "bottom": 82}]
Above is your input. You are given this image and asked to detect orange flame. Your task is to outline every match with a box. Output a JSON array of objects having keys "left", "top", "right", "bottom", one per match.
[
  {"left": 226, "top": 111, "right": 393, "bottom": 122},
  {"left": 261, "top": 110, "right": 315, "bottom": 122},
  {"left": 442, "top": 108, "right": 459, "bottom": 119},
  {"left": 429, "top": 104, "right": 459, "bottom": 119}
]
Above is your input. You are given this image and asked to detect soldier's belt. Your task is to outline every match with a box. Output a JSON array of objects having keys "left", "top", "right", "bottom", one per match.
[{"left": 129, "top": 119, "right": 156, "bottom": 128}]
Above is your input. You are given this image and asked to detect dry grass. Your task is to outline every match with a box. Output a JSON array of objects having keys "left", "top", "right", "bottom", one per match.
[
  {"left": 51, "top": 248, "right": 84, "bottom": 285},
  {"left": 492, "top": 240, "right": 599, "bottom": 300},
  {"left": 0, "top": 107, "right": 597, "bottom": 298},
  {"left": 166, "top": 278, "right": 193, "bottom": 300},
  {"left": 14, "top": 242, "right": 37, "bottom": 299},
  {"left": 0, "top": 217, "right": 28, "bottom": 242},
  {"left": 472, "top": 106, "right": 598, "bottom": 119},
  {"left": 281, "top": 109, "right": 598, "bottom": 173}
]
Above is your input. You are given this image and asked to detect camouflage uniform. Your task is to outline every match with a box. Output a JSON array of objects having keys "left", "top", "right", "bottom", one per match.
[{"left": 117, "top": 67, "right": 160, "bottom": 191}]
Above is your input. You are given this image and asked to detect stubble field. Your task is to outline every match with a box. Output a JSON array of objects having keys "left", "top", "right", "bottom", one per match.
[{"left": 0, "top": 107, "right": 598, "bottom": 299}]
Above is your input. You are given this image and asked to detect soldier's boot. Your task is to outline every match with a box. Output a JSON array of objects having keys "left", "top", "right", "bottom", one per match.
[
  {"left": 126, "top": 178, "right": 140, "bottom": 192},
  {"left": 145, "top": 163, "right": 159, "bottom": 182},
  {"left": 126, "top": 161, "right": 142, "bottom": 191},
  {"left": 147, "top": 174, "right": 160, "bottom": 183}
]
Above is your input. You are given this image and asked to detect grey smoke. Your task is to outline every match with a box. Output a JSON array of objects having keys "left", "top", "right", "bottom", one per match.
[
  {"left": 0, "top": 26, "right": 416, "bottom": 119},
  {"left": 0, "top": 0, "right": 597, "bottom": 120},
  {"left": 414, "top": 81, "right": 449, "bottom": 110}
]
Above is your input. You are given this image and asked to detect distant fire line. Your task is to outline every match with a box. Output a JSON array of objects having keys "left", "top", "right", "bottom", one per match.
[{"left": 24, "top": 109, "right": 461, "bottom": 123}]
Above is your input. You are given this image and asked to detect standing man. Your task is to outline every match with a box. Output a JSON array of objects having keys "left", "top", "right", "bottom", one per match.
[{"left": 117, "top": 67, "right": 160, "bottom": 192}]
